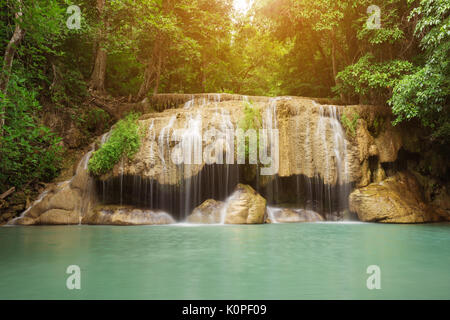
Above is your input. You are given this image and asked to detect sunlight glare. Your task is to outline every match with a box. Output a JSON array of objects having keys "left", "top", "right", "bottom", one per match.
[{"left": 233, "top": 0, "right": 253, "bottom": 14}]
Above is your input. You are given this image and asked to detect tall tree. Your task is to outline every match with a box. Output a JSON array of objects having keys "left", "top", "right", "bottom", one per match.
[
  {"left": 0, "top": 0, "right": 24, "bottom": 135},
  {"left": 89, "top": 0, "right": 108, "bottom": 92}
]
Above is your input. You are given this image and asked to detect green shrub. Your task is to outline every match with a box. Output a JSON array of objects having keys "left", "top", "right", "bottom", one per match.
[
  {"left": 341, "top": 112, "right": 359, "bottom": 137},
  {"left": 238, "top": 101, "right": 262, "bottom": 158},
  {"left": 83, "top": 107, "right": 111, "bottom": 133},
  {"left": 0, "top": 75, "right": 63, "bottom": 191},
  {"left": 369, "top": 115, "right": 385, "bottom": 137},
  {"left": 88, "top": 113, "right": 141, "bottom": 175}
]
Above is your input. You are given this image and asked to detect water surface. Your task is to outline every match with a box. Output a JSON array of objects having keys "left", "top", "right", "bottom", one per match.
[{"left": 0, "top": 223, "right": 449, "bottom": 299}]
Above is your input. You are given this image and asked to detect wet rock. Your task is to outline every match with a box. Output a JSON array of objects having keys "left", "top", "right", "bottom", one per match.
[
  {"left": 38, "top": 209, "right": 80, "bottom": 225},
  {"left": 358, "top": 159, "right": 371, "bottom": 187},
  {"left": 356, "top": 119, "right": 375, "bottom": 163},
  {"left": 324, "top": 211, "right": 344, "bottom": 221},
  {"left": 266, "top": 208, "right": 324, "bottom": 223},
  {"left": 349, "top": 171, "right": 450, "bottom": 223},
  {"left": 87, "top": 207, "right": 175, "bottom": 225},
  {"left": 15, "top": 216, "right": 36, "bottom": 226},
  {"left": 186, "top": 199, "right": 224, "bottom": 224},
  {"left": 224, "top": 184, "right": 266, "bottom": 224},
  {"left": 13, "top": 208, "right": 80, "bottom": 225},
  {"left": 374, "top": 121, "right": 403, "bottom": 163},
  {"left": 372, "top": 163, "right": 386, "bottom": 183},
  {"left": 47, "top": 184, "right": 80, "bottom": 211},
  {"left": 11, "top": 150, "right": 96, "bottom": 226}
]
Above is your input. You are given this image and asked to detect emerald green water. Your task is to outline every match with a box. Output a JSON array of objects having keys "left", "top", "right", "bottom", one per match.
[{"left": 0, "top": 223, "right": 449, "bottom": 299}]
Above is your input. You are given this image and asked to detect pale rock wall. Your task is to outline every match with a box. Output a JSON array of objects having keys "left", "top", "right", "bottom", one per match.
[{"left": 13, "top": 94, "right": 407, "bottom": 225}]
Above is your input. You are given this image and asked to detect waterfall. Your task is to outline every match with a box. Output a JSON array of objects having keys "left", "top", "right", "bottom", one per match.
[
  {"left": 98, "top": 96, "right": 351, "bottom": 222},
  {"left": 262, "top": 97, "right": 281, "bottom": 204},
  {"left": 158, "top": 115, "right": 177, "bottom": 166},
  {"left": 266, "top": 206, "right": 279, "bottom": 224},
  {"left": 311, "top": 102, "right": 350, "bottom": 217},
  {"left": 183, "top": 95, "right": 194, "bottom": 109},
  {"left": 75, "top": 147, "right": 95, "bottom": 224},
  {"left": 12, "top": 94, "right": 357, "bottom": 225},
  {"left": 6, "top": 190, "right": 49, "bottom": 225}
]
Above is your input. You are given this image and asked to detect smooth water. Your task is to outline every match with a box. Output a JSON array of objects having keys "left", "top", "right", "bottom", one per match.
[{"left": 0, "top": 223, "right": 449, "bottom": 299}]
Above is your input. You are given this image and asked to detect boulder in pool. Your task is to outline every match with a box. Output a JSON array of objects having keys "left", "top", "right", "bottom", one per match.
[
  {"left": 349, "top": 171, "right": 450, "bottom": 223},
  {"left": 186, "top": 199, "right": 224, "bottom": 224},
  {"left": 87, "top": 206, "right": 175, "bottom": 225},
  {"left": 266, "top": 208, "right": 324, "bottom": 223},
  {"left": 224, "top": 184, "right": 266, "bottom": 224}
]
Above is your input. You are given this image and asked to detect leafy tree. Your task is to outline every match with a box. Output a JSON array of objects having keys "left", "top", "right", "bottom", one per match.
[{"left": 389, "top": 0, "right": 450, "bottom": 142}]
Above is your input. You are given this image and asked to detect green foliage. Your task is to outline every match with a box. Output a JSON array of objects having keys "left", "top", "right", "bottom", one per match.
[
  {"left": 0, "top": 74, "right": 63, "bottom": 191},
  {"left": 83, "top": 108, "right": 111, "bottom": 133},
  {"left": 238, "top": 101, "right": 262, "bottom": 158},
  {"left": 88, "top": 113, "right": 142, "bottom": 176},
  {"left": 369, "top": 115, "right": 385, "bottom": 137},
  {"left": 239, "top": 101, "right": 262, "bottom": 131},
  {"left": 335, "top": 54, "right": 414, "bottom": 104},
  {"left": 341, "top": 112, "right": 359, "bottom": 137},
  {"left": 389, "top": 0, "right": 450, "bottom": 142}
]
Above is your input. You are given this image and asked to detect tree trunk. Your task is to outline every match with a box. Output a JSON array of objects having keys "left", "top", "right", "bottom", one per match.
[
  {"left": 153, "top": 53, "right": 162, "bottom": 95},
  {"left": 135, "top": 38, "right": 162, "bottom": 101},
  {"left": 1, "top": 1, "right": 24, "bottom": 94},
  {"left": 331, "top": 33, "right": 338, "bottom": 86},
  {"left": 331, "top": 30, "right": 345, "bottom": 102},
  {"left": 135, "top": 61, "right": 155, "bottom": 101},
  {"left": 1, "top": 0, "right": 25, "bottom": 135},
  {"left": 89, "top": 0, "right": 107, "bottom": 92},
  {"left": 201, "top": 58, "right": 206, "bottom": 93}
]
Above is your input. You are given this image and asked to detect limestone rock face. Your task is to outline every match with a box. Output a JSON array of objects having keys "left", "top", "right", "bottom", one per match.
[
  {"left": 14, "top": 94, "right": 414, "bottom": 226},
  {"left": 374, "top": 121, "right": 403, "bottom": 163},
  {"left": 266, "top": 208, "right": 323, "bottom": 223},
  {"left": 224, "top": 184, "right": 266, "bottom": 224},
  {"left": 349, "top": 171, "right": 450, "bottom": 223},
  {"left": 103, "top": 96, "right": 399, "bottom": 187},
  {"left": 355, "top": 119, "right": 376, "bottom": 163},
  {"left": 186, "top": 199, "right": 224, "bottom": 224},
  {"left": 87, "top": 207, "right": 174, "bottom": 225},
  {"left": 37, "top": 209, "right": 80, "bottom": 225},
  {"left": 14, "top": 208, "right": 80, "bottom": 225}
]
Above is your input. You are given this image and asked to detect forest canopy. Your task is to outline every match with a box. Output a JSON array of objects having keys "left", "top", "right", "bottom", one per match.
[{"left": 0, "top": 0, "right": 449, "bottom": 192}]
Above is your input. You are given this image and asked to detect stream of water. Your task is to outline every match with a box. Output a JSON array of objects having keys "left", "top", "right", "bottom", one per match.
[{"left": 1, "top": 223, "right": 449, "bottom": 299}]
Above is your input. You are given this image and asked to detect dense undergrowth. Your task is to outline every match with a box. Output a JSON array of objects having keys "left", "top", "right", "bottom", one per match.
[{"left": 88, "top": 113, "right": 141, "bottom": 176}]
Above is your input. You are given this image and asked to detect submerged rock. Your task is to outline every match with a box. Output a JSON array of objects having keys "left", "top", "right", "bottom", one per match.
[
  {"left": 186, "top": 199, "right": 224, "bottom": 224},
  {"left": 266, "top": 208, "right": 323, "bottom": 223},
  {"left": 224, "top": 184, "right": 266, "bottom": 224},
  {"left": 349, "top": 171, "right": 450, "bottom": 223},
  {"left": 88, "top": 207, "right": 175, "bottom": 225},
  {"left": 186, "top": 184, "right": 267, "bottom": 224}
]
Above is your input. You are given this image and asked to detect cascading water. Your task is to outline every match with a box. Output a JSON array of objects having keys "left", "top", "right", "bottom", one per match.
[
  {"left": 311, "top": 102, "right": 350, "bottom": 218},
  {"left": 105, "top": 96, "right": 352, "bottom": 222},
  {"left": 15, "top": 94, "right": 357, "bottom": 225},
  {"left": 261, "top": 97, "right": 281, "bottom": 201},
  {"left": 259, "top": 99, "right": 351, "bottom": 222}
]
